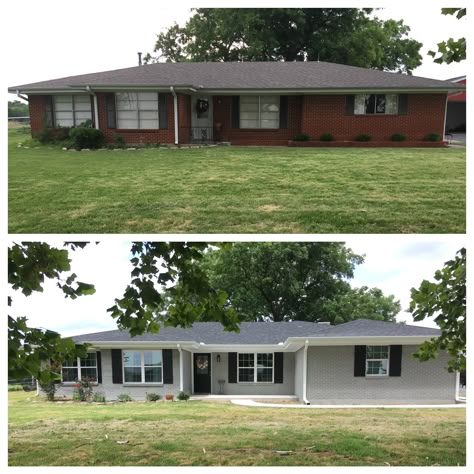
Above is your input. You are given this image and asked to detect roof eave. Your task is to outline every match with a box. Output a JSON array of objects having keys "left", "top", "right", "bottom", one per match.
[{"left": 287, "top": 335, "right": 438, "bottom": 346}]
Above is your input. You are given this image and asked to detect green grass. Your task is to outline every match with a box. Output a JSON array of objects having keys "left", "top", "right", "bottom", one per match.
[
  {"left": 8, "top": 128, "right": 465, "bottom": 233},
  {"left": 8, "top": 391, "right": 466, "bottom": 466}
]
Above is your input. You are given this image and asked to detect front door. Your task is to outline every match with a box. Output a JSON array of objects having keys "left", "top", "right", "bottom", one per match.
[
  {"left": 190, "top": 95, "right": 213, "bottom": 142},
  {"left": 193, "top": 353, "right": 211, "bottom": 393}
]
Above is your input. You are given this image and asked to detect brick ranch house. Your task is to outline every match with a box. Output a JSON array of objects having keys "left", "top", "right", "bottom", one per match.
[
  {"left": 9, "top": 61, "right": 464, "bottom": 146},
  {"left": 44, "top": 319, "right": 460, "bottom": 405}
]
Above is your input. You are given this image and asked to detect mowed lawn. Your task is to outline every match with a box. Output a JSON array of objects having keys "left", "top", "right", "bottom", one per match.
[
  {"left": 8, "top": 392, "right": 465, "bottom": 466},
  {"left": 8, "top": 129, "right": 465, "bottom": 233}
]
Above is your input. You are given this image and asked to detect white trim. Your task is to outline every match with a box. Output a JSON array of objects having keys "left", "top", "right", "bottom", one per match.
[
  {"left": 302, "top": 340, "right": 310, "bottom": 405},
  {"left": 61, "top": 351, "right": 98, "bottom": 383},
  {"left": 177, "top": 344, "right": 184, "bottom": 392},
  {"left": 455, "top": 371, "right": 460, "bottom": 400},
  {"left": 365, "top": 345, "right": 390, "bottom": 377},
  {"left": 237, "top": 352, "right": 274, "bottom": 384},
  {"left": 443, "top": 93, "right": 449, "bottom": 138},
  {"left": 121, "top": 349, "right": 163, "bottom": 384},
  {"left": 190, "top": 351, "right": 194, "bottom": 394},
  {"left": 170, "top": 86, "right": 179, "bottom": 144}
]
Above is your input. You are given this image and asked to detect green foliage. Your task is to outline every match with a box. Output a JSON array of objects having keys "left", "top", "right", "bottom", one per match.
[
  {"left": 391, "top": 133, "right": 407, "bottom": 142},
  {"left": 92, "top": 392, "right": 106, "bottom": 403},
  {"left": 113, "top": 134, "right": 126, "bottom": 148},
  {"left": 34, "top": 127, "right": 55, "bottom": 144},
  {"left": 38, "top": 381, "right": 60, "bottom": 401},
  {"left": 428, "top": 9, "right": 466, "bottom": 64},
  {"left": 176, "top": 391, "right": 190, "bottom": 401},
  {"left": 409, "top": 248, "right": 466, "bottom": 372},
  {"left": 22, "top": 384, "right": 35, "bottom": 392},
  {"left": 69, "top": 127, "right": 104, "bottom": 149},
  {"left": 424, "top": 133, "right": 441, "bottom": 142},
  {"left": 146, "top": 392, "right": 162, "bottom": 402},
  {"left": 55, "top": 126, "right": 71, "bottom": 141},
  {"left": 355, "top": 134, "right": 371, "bottom": 142},
  {"left": 117, "top": 393, "right": 133, "bottom": 402},
  {"left": 73, "top": 377, "right": 95, "bottom": 402},
  {"left": 8, "top": 100, "right": 29, "bottom": 118},
  {"left": 147, "top": 8, "right": 422, "bottom": 73},
  {"left": 293, "top": 133, "right": 310, "bottom": 142},
  {"left": 8, "top": 385, "right": 24, "bottom": 392},
  {"left": 320, "top": 133, "right": 334, "bottom": 142}
]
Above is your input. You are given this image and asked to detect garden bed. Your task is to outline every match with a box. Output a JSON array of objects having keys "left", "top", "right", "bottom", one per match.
[{"left": 288, "top": 140, "right": 448, "bottom": 148}]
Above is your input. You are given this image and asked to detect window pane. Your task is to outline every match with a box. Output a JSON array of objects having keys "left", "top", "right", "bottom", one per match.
[
  {"left": 117, "top": 119, "right": 139, "bottom": 129},
  {"left": 367, "top": 360, "right": 388, "bottom": 375},
  {"left": 74, "top": 98, "right": 92, "bottom": 111},
  {"left": 116, "top": 92, "right": 138, "bottom": 110},
  {"left": 62, "top": 368, "right": 78, "bottom": 382},
  {"left": 257, "top": 368, "right": 273, "bottom": 382},
  {"left": 365, "top": 94, "right": 376, "bottom": 114},
  {"left": 56, "top": 118, "right": 74, "bottom": 127},
  {"left": 55, "top": 96, "right": 73, "bottom": 103},
  {"left": 238, "top": 353, "right": 254, "bottom": 367},
  {"left": 123, "top": 351, "right": 141, "bottom": 367},
  {"left": 240, "top": 96, "right": 259, "bottom": 106},
  {"left": 124, "top": 367, "right": 142, "bottom": 382},
  {"left": 260, "top": 119, "right": 279, "bottom": 129},
  {"left": 354, "top": 95, "right": 366, "bottom": 115},
  {"left": 140, "top": 110, "right": 159, "bottom": 120},
  {"left": 376, "top": 95, "right": 386, "bottom": 114},
  {"left": 139, "top": 119, "right": 159, "bottom": 129},
  {"left": 239, "top": 368, "right": 254, "bottom": 382},
  {"left": 55, "top": 102, "right": 73, "bottom": 112},
  {"left": 138, "top": 100, "right": 159, "bottom": 111},
  {"left": 144, "top": 351, "right": 162, "bottom": 367},
  {"left": 257, "top": 353, "right": 273, "bottom": 368},
  {"left": 138, "top": 92, "right": 158, "bottom": 101},
  {"left": 386, "top": 94, "right": 398, "bottom": 114},
  {"left": 261, "top": 97, "right": 279, "bottom": 112},
  {"left": 145, "top": 367, "right": 162, "bottom": 383},
  {"left": 81, "top": 367, "right": 97, "bottom": 380},
  {"left": 63, "top": 358, "right": 78, "bottom": 367},
  {"left": 80, "top": 353, "right": 96, "bottom": 367},
  {"left": 240, "top": 119, "right": 259, "bottom": 129}
]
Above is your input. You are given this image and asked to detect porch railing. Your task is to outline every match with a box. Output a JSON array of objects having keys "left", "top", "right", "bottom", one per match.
[{"left": 189, "top": 127, "right": 214, "bottom": 144}]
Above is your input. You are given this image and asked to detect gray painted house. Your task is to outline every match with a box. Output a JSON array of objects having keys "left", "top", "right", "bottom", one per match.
[{"left": 52, "top": 319, "right": 456, "bottom": 404}]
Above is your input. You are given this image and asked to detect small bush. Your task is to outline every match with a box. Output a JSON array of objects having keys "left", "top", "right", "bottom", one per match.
[
  {"left": 39, "top": 381, "right": 60, "bottom": 402},
  {"left": 55, "top": 126, "right": 72, "bottom": 141},
  {"left": 117, "top": 393, "right": 133, "bottom": 403},
  {"left": 73, "top": 377, "right": 96, "bottom": 402},
  {"left": 72, "top": 392, "right": 81, "bottom": 401},
  {"left": 293, "top": 133, "right": 310, "bottom": 142},
  {"left": 146, "top": 392, "right": 162, "bottom": 402},
  {"left": 22, "top": 384, "right": 35, "bottom": 392},
  {"left": 69, "top": 127, "right": 104, "bottom": 149},
  {"left": 113, "top": 134, "right": 126, "bottom": 148},
  {"left": 319, "top": 133, "right": 334, "bottom": 142},
  {"left": 92, "top": 392, "right": 106, "bottom": 403},
  {"left": 424, "top": 132, "right": 441, "bottom": 142},
  {"left": 176, "top": 391, "right": 190, "bottom": 401},
  {"left": 34, "top": 127, "right": 54, "bottom": 144},
  {"left": 391, "top": 133, "right": 407, "bottom": 142},
  {"left": 8, "top": 385, "right": 23, "bottom": 392},
  {"left": 354, "top": 134, "right": 371, "bottom": 142},
  {"left": 165, "top": 394, "right": 174, "bottom": 401}
]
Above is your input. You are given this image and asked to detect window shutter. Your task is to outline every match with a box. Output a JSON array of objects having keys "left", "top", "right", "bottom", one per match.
[
  {"left": 96, "top": 351, "right": 102, "bottom": 384},
  {"left": 163, "top": 349, "right": 173, "bottom": 384},
  {"left": 274, "top": 352, "right": 284, "bottom": 383},
  {"left": 389, "top": 345, "right": 402, "bottom": 376},
  {"left": 345, "top": 95, "right": 355, "bottom": 116},
  {"left": 106, "top": 93, "right": 116, "bottom": 129},
  {"left": 354, "top": 345, "right": 366, "bottom": 376},
  {"left": 398, "top": 95, "right": 408, "bottom": 115},
  {"left": 279, "top": 96, "right": 289, "bottom": 129},
  {"left": 159, "top": 94, "right": 168, "bottom": 129},
  {"left": 111, "top": 349, "right": 123, "bottom": 384},
  {"left": 232, "top": 96, "right": 240, "bottom": 128},
  {"left": 228, "top": 352, "right": 237, "bottom": 383}
]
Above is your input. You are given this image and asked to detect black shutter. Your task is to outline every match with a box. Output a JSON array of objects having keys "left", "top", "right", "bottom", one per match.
[
  {"left": 163, "top": 349, "right": 173, "bottom": 384},
  {"left": 111, "top": 349, "right": 123, "bottom": 384},
  {"left": 45, "top": 96, "right": 54, "bottom": 128},
  {"left": 389, "top": 345, "right": 402, "bottom": 376},
  {"left": 354, "top": 345, "right": 366, "bottom": 377},
  {"left": 279, "top": 96, "right": 288, "bottom": 129},
  {"left": 228, "top": 352, "right": 237, "bottom": 383},
  {"left": 345, "top": 95, "right": 355, "bottom": 116},
  {"left": 274, "top": 352, "right": 284, "bottom": 383},
  {"left": 159, "top": 94, "right": 168, "bottom": 129},
  {"left": 106, "top": 93, "right": 116, "bottom": 129},
  {"left": 398, "top": 95, "right": 408, "bottom": 115},
  {"left": 231, "top": 96, "right": 240, "bottom": 128},
  {"left": 96, "top": 351, "right": 102, "bottom": 384}
]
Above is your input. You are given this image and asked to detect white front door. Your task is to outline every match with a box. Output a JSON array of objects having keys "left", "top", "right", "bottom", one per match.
[{"left": 190, "top": 95, "right": 213, "bottom": 142}]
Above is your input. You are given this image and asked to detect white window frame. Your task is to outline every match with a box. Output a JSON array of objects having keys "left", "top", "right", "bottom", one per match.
[
  {"left": 354, "top": 94, "right": 399, "bottom": 115},
  {"left": 365, "top": 345, "right": 390, "bottom": 377},
  {"left": 240, "top": 96, "right": 280, "bottom": 129},
  {"left": 122, "top": 350, "right": 163, "bottom": 384},
  {"left": 61, "top": 352, "right": 98, "bottom": 383},
  {"left": 237, "top": 352, "right": 274, "bottom": 383},
  {"left": 53, "top": 95, "right": 93, "bottom": 127},
  {"left": 115, "top": 92, "right": 160, "bottom": 130}
]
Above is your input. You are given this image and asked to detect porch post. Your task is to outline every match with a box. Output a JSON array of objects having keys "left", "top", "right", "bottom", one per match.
[
  {"left": 170, "top": 86, "right": 179, "bottom": 145},
  {"left": 190, "top": 351, "right": 194, "bottom": 394},
  {"left": 177, "top": 344, "right": 184, "bottom": 392}
]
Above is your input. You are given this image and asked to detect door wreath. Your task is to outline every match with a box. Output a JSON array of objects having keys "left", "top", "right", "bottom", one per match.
[
  {"left": 195, "top": 356, "right": 209, "bottom": 370},
  {"left": 196, "top": 98, "right": 209, "bottom": 114}
]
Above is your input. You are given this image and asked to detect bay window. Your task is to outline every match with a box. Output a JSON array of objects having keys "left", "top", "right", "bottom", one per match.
[
  {"left": 238, "top": 352, "right": 273, "bottom": 382},
  {"left": 116, "top": 92, "right": 159, "bottom": 129},
  {"left": 240, "top": 96, "right": 279, "bottom": 129},
  {"left": 122, "top": 350, "right": 163, "bottom": 383},
  {"left": 54, "top": 95, "right": 93, "bottom": 127}
]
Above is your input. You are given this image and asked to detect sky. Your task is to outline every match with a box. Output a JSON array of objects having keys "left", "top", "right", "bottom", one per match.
[
  {"left": 8, "top": 238, "right": 466, "bottom": 336},
  {"left": 4, "top": 2, "right": 467, "bottom": 103}
]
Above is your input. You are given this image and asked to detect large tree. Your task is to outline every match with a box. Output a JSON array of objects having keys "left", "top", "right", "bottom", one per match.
[
  {"left": 201, "top": 242, "right": 400, "bottom": 324},
  {"left": 409, "top": 248, "right": 466, "bottom": 372},
  {"left": 146, "top": 8, "right": 422, "bottom": 73}
]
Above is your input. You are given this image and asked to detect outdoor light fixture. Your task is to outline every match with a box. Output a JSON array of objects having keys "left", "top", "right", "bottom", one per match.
[{"left": 217, "top": 354, "right": 221, "bottom": 363}]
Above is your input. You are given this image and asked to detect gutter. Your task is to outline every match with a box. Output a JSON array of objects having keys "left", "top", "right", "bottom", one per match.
[
  {"left": 16, "top": 90, "right": 29, "bottom": 102},
  {"left": 177, "top": 344, "right": 184, "bottom": 392},
  {"left": 302, "top": 340, "right": 310, "bottom": 405},
  {"left": 170, "top": 86, "right": 179, "bottom": 145},
  {"left": 86, "top": 86, "right": 100, "bottom": 130}
]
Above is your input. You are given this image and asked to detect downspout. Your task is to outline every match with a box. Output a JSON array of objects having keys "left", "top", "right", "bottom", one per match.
[
  {"left": 177, "top": 344, "right": 184, "bottom": 392},
  {"left": 170, "top": 86, "right": 179, "bottom": 145},
  {"left": 16, "top": 90, "right": 29, "bottom": 102},
  {"left": 455, "top": 370, "right": 461, "bottom": 402},
  {"left": 302, "top": 340, "right": 310, "bottom": 405},
  {"left": 443, "top": 93, "right": 449, "bottom": 141},
  {"left": 86, "top": 85, "right": 100, "bottom": 130}
]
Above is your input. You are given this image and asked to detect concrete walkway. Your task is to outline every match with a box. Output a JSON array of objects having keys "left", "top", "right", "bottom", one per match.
[{"left": 231, "top": 399, "right": 465, "bottom": 409}]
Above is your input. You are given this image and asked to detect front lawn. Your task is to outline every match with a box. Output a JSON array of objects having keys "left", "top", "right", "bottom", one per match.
[
  {"left": 8, "top": 391, "right": 466, "bottom": 466},
  {"left": 8, "top": 129, "right": 465, "bottom": 233}
]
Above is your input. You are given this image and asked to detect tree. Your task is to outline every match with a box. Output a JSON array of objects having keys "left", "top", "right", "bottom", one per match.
[
  {"left": 409, "top": 248, "right": 466, "bottom": 372},
  {"left": 146, "top": 8, "right": 422, "bottom": 73},
  {"left": 201, "top": 243, "right": 400, "bottom": 324},
  {"left": 428, "top": 8, "right": 466, "bottom": 64},
  {"left": 8, "top": 100, "right": 29, "bottom": 118}
]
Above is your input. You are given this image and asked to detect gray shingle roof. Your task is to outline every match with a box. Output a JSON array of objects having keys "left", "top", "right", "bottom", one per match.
[
  {"left": 71, "top": 319, "right": 439, "bottom": 344},
  {"left": 10, "top": 61, "right": 462, "bottom": 92}
]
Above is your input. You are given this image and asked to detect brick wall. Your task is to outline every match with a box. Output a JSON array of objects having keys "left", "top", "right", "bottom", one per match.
[{"left": 29, "top": 95, "right": 50, "bottom": 135}]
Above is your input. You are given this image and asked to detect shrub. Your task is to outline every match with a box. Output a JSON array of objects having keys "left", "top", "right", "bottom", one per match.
[
  {"left": 117, "top": 393, "right": 133, "bottom": 403},
  {"left": 165, "top": 394, "right": 174, "bottom": 401},
  {"left": 293, "top": 133, "right": 310, "bottom": 142},
  {"left": 34, "top": 127, "right": 54, "bottom": 144},
  {"left": 176, "top": 391, "right": 190, "bottom": 401},
  {"left": 93, "top": 392, "right": 106, "bottom": 403},
  {"left": 391, "top": 133, "right": 407, "bottom": 142},
  {"left": 55, "top": 126, "right": 72, "bottom": 141},
  {"left": 39, "top": 381, "right": 60, "bottom": 402},
  {"left": 424, "top": 132, "right": 441, "bottom": 142},
  {"left": 73, "top": 377, "right": 95, "bottom": 402},
  {"left": 146, "top": 392, "right": 162, "bottom": 402},
  {"left": 354, "top": 134, "right": 371, "bottom": 142},
  {"left": 113, "top": 133, "right": 126, "bottom": 148},
  {"left": 22, "top": 384, "right": 35, "bottom": 392},
  {"left": 72, "top": 392, "right": 81, "bottom": 401},
  {"left": 69, "top": 127, "right": 104, "bottom": 149},
  {"left": 8, "top": 385, "right": 23, "bottom": 391},
  {"left": 319, "top": 133, "right": 334, "bottom": 142}
]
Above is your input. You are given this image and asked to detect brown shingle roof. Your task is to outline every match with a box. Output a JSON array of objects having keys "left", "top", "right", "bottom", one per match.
[{"left": 9, "top": 61, "right": 463, "bottom": 92}]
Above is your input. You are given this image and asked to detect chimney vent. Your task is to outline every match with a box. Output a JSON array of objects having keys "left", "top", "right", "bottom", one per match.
[{"left": 138, "top": 52, "right": 142, "bottom": 66}]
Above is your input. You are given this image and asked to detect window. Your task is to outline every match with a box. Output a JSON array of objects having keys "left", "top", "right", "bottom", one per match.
[
  {"left": 238, "top": 353, "right": 273, "bottom": 382},
  {"left": 366, "top": 346, "right": 389, "bottom": 376},
  {"left": 61, "top": 352, "right": 97, "bottom": 382},
  {"left": 122, "top": 350, "right": 163, "bottom": 383},
  {"left": 116, "top": 92, "right": 159, "bottom": 129},
  {"left": 240, "top": 96, "right": 279, "bottom": 129},
  {"left": 354, "top": 94, "right": 398, "bottom": 115},
  {"left": 54, "top": 95, "right": 92, "bottom": 127}
]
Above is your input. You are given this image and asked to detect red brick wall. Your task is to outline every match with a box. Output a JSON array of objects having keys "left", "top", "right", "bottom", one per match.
[
  {"left": 301, "top": 94, "right": 447, "bottom": 141},
  {"left": 177, "top": 94, "right": 191, "bottom": 144},
  {"left": 29, "top": 95, "right": 50, "bottom": 135}
]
